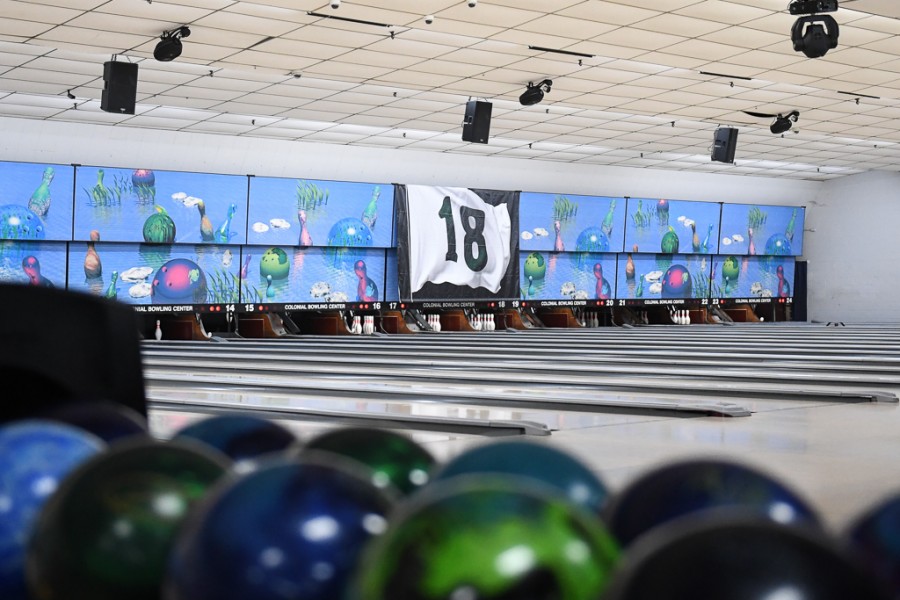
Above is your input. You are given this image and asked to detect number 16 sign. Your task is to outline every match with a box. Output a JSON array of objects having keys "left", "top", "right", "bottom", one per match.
[{"left": 396, "top": 185, "right": 519, "bottom": 302}]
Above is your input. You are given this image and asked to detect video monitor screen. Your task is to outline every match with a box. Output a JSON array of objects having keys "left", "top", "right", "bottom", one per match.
[
  {"left": 247, "top": 177, "right": 394, "bottom": 249},
  {"left": 0, "top": 161, "right": 75, "bottom": 242},
  {"left": 0, "top": 241, "right": 68, "bottom": 288},
  {"left": 520, "top": 251, "right": 617, "bottom": 306},
  {"left": 719, "top": 204, "right": 804, "bottom": 256},
  {"left": 67, "top": 242, "right": 243, "bottom": 310},
  {"left": 624, "top": 198, "right": 721, "bottom": 255},
  {"left": 710, "top": 255, "right": 795, "bottom": 301},
  {"left": 615, "top": 253, "right": 712, "bottom": 305},
  {"left": 241, "top": 245, "right": 386, "bottom": 308},
  {"left": 384, "top": 249, "right": 399, "bottom": 304},
  {"left": 73, "top": 166, "right": 248, "bottom": 245},
  {"left": 519, "top": 192, "right": 626, "bottom": 254}
]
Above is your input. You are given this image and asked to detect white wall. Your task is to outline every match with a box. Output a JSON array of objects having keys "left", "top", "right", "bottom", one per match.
[{"left": 805, "top": 170, "right": 899, "bottom": 323}]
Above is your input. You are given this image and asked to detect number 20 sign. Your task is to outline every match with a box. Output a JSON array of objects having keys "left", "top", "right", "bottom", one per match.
[{"left": 396, "top": 185, "right": 520, "bottom": 302}]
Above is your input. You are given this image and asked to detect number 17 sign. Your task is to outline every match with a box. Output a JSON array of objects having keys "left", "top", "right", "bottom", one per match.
[{"left": 396, "top": 185, "right": 519, "bottom": 302}]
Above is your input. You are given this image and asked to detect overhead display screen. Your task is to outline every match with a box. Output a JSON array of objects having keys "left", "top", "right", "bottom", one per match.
[
  {"left": 710, "top": 255, "right": 795, "bottom": 301},
  {"left": 519, "top": 192, "right": 625, "bottom": 254},
  {"left": 615, "top": 253, "right": 712, "bottom": 305},
  {"left": 73, "top": 166, "right": 248, "bottom": 245},
  {"left": 247, "top": 177, "right": 394, "bottom": 249},
  {"left": 0, "top": 161, "right": 75, "bottom": 242},
  {"left": 719, "top": 204, "right": 804, "bottom": 256},
  {"left": 519, "top": 251, "right": 617, "bottom": 306},
  {"left": 624, "top": 198, "right": 721, "bottom": 255},
  {"left": 0, "top": 241, "right": 68, "bottom": 288}
]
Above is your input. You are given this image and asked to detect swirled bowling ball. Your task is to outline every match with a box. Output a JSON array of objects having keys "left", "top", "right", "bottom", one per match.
[
  {"left": 523, "top": 252, "right": 547, "bottom": 281},
  {"left": 765, "top": 233, "right": 792, "bottom": 256},
  {"left": 351, "top": 477, "right": 620, "bottom": 599},
  {"left": 660, "top": 228, "right": 679, "bottom": 253},
  {"left": 0, "top": 421, "right": 105, "bottom": 600},
  {"left": 722, "top": 255, "right": 740, "bottom": 281},
  {"left": 26, "top": 439, "right": 228, "bottom": 600},
  {"left": 604, "top": 458, "right": 820, "bottom": 548},
  {"left": 164, "top": 457, "right": 395, "bottom": 600},
  {"left": 846, "top": 493, "right": 900, "bottom": 598},
  {"left": 434, "top": 440, "right": 610, "bottom": 514},
  {"left": 0, "top": 205, "right": 45, "bottom": 240},
  {"left": 142, "top": 209, "right": 176, "bottom": 243},
  {"left": 131, "top": 169, "right": 155, "bottom": 187},
  {"left": 259, "top": 247, "right": 290, "bottom": 280},
  {"left": 661, "top": 264, "right": 692, "bottom": 299},
  {"left": 575, "top": 226, "right": 610, "bottom": 253},
  {"left": 327, "top": 217, "right": 373, "bottom": 247},
  {"left": 151, "top": 258, "right": 208, "bottom": 304},
  {"left": 303, "top": 427, "right": 436, "bottom": 496},
  {"left": 174, "top": 415, "right": 297, "bottom": 469},
  {"left": 603, "top": 516, "right": 889, "bottom": 600}
]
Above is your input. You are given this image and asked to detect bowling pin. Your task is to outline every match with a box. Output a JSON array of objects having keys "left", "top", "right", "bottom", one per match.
[
  {"left": 434, "top": 314, "right": 441, "bottom": 332},
  {"left": 353, "top": 315, "right": 361, "bottom": 335},
  {"left": 367, "top": 315, "right": 374, "bottom": 335},
  {"left": 155, "top": 320, "right": 162, "bottom": 341}
]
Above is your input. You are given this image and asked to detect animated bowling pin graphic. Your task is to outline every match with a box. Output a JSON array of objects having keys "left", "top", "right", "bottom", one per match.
[{"left": 84, "top": 229, "right": 102, "bottom": 279}]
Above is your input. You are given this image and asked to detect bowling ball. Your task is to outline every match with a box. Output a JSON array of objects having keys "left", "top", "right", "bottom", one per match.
[
  {"left": 660, "top": 264, "right": 691, "bottom": 299},
  {"left": 523, "top": 252, "right": 547, "bottom": 281},
  {"left": 142, "top": 209, "right": 176, "bottom": 243},
  {"left": 303, "top": 427, "right": 436, "bottom": 496},
  {"left": 434, "top": 440, "right": 609, "bottom": 514},
  {"left": 38, "top": 401, "right": 148, "bottom": 443},
  {"left": 131, "top": 169, "right": 155, "bottom": 187},
  {"left": 765, "top": 233, "right": 792, "bottom": 256},
  {"left": 351, "top": 476, "right": 620, "bottom": 599},
  {"left": 603, "top": 515, "right": 889, "bottom": 600},
  {"left": 327, "top": 217, "right": 374, "bottom": 247},
  {"left": 575, "top": 226, "right": 610, "bottom": 253},
  {"left": 0, "top": 421, "right": 104, "bottom": 600},
  {"left": 26, "top": 439, "right": 228, "bottom": 600},
  {"left": 0, "top": 205, "right": 45, "bottom": 240},
  {"left": 660, "top": 228, "right": 679, "bottom": 253},
  {"left": 846, "top": 494, "right": 900, "bottom": 597},
  {"left": 174, "top": 414, "right": 297, "bottom": 468},
  {"left": 722, "top": 255, "right": 740, "bottom": 281},
  {"left": 657, "top": 199, "right": 669, "bottom": 214},
  {"left": 164, "top": 457, "right": 395, "bottom": 600},
  {"left": 151, "top": 258, "right": 208, "bottom": 304},
  {"left": 604, "top": 458, "right": 819, "bottom": 547},
  {"left": 259, "top": 247, "right": 290, "bottom": 280}
]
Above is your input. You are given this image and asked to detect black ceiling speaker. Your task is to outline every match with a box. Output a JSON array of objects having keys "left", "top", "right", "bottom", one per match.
[
  {"left": 462, "top": 100, "right": 492, "bottom": 144},
  {"left": 711, "top": 127, "right": 738, "bottom": 164},
  {"left": 519, "top": 79, "right": 552, "bottom": 106},
  {"left": 791, "top": 15, "right": 839, "bottom": 58},
  {"left": 101, "top": 61, "right": 138, "bottom": 114},
  {"left": 154, "top": 26, "right": 191, "bottom": 62}
]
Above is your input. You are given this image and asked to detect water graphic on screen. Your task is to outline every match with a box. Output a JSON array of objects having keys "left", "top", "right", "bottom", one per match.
[
  {"left": 0, "top": 241, "right": 68, "bottom": 287},
  {"left": 711, "top": 255, "right": 795, "bottom": 299},
  {"left": 519, "top": 192, "right": 626, "bottom": 254},
  {"left": 624, "top": 198, "right": 721, "bottom": 255},
  {"left": 615, "top": 253, "right": 712, "bottom": 301},
  {"left": 519, "top": 252, "right": 617, "bottom": 301},
  {"left": 719, "top": 204, "right": 804, "bottom": 256},
  {"left": 0, "top": 162, "right": 76, "bottom": 242}
]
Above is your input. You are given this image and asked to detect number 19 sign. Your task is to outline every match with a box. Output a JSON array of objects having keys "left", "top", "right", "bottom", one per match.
[{"left": 396, "top": 185, "right": 519, "bottom": 302}]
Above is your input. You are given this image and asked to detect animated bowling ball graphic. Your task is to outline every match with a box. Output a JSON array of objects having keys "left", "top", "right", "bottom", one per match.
[
  {"left": 327, "top": 218, "right": 374, "bottom": 247},
  {"left": 661, "top": 264, "right": 692, "bottom": 299},
  {"left": 131, "top": 169, "right": 155, "bottom": 187},
  {"left": 0, "top": 205, "right": 45, "bottom": 240},
  {"left": 259, "top": 247, "right": 290, "bottom": 280},
  {"left": 765, "top": 233, "right": 792, "bottom": 256},
  {"left": 657, "top": 199, "right": 669, "bottom": 214},
  {"left": 523, "top": 252, "right": 547, "bottom": 281},
  {"left": 661, "top": 227, "right": 679, "bottom": 254},
  {"left": 575, "top": 226, "right": 610, "bottom": 253},
  {"left": 142, "top": 208, "right": 176, "bottom": 243},
  {"left": 722, "top": 256, "right": 740, "bottom": 282},
  {"left": 151, "top": 258, "right": 208, "bottom": 304}
]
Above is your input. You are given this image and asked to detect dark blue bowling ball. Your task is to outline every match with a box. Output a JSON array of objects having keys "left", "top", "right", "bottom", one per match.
[
  {"left": 0, "top": 420, "right": 105, "bottom": 600},
  {"left": 605, "top": 458, "right": 820, "bottom": 547},
  {"left": 846, "top": 494, "right": 900, "bottom": 598},
  {"left": 173, "top": 415, "right": 297, "bottom": 468},
  {"left": 434, "top": 440, "right": 609, "bottom": 514},
  {"left": 38, "top": 401, "right": 148, "bottom": 443},
  {"left": 603, "top": 515, "right": 889, "bottom": 600},
  {"left": 164, "top": 456, "right": 395, "bottom": 600}
]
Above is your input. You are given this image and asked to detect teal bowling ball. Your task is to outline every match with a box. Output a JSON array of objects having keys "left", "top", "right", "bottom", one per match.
[
  {"left": 575, "top": 227, "right": 610, "bottom": 253},
  {"left": 259, "top": 247, "right": 290, "bottom": 280},
  {"left": 327, "top": 218, "right": 373, "bottom": 247},
  {"left": 523, "top": 252, "right": 547, "bottom": 281},
  {"left": 765, "top": 233, "right": 792, "bottom": 256},
  {"left": 661, "top": 264, "right": 692, "bottom": 299},
  {"left": 0, "top": 205, "right": 45, "bottom": 240}
]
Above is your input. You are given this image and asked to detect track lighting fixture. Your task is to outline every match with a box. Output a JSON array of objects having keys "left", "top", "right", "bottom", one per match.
[
  {"left": 789, "top": 0, "right": 839, "bottom": 58},
  {"left": 154, "top": 26, "right": 191, "bottom": 62},
  {"left": 743, "top": 110, "right": 800, "bottom": 135},
  {"left": 519, "top": 79, "right": 552, "bottom": 106}
]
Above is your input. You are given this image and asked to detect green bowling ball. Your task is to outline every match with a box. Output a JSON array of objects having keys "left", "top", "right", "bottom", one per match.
[
  {"left": 524, "top": 252, "right": 547, "bottom": 281},
  {"left": 660, "top": 227, "right": 679, "bottom": 254},
  {"left": 722, "top": 256, "right": 740, "bottom": 281},
  {"left": 259, "top": 247, "right": 290, "bottom": 280}
]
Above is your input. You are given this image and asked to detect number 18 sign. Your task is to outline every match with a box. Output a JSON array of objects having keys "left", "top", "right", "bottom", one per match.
[{"left": 396, "top": 185, "right": 519, "bottom": 302}]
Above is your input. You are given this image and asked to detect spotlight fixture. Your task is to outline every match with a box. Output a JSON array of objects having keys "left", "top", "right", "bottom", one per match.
[
  {"left": 519, "top": 79, "right": 552, "bottom": 106},
  {"left": 742, "top": 110, "right": 800, "bottom": 135},
  {"left": 153, "top": 26, "right": 191, "bottom": 62},
  {"left": 789, "top": 0, "right": 839, "bottom": 58}
]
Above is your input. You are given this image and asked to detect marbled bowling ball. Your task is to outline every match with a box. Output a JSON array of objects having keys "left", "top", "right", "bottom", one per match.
[
  {"left": 26, "top": 440, "right": 228, "bottom": 600},
  {"left": 132, "top": 169, "right": 155, "bottom": 187},
  {"left": 327, "top": 217, "right": 374, "bottom": 247},
  {"left": 164, "top": 458, "right": 395, "bottom": 600},
  {"left": 660, "top": 228, "right": 679, "bottom": 253},
  {"left": 722, "top": 255, "right": 740, "bottom": 281},
  {"left": 151, "top": 258, "right": 208, "bottom": 304},
  {"left": 0, "top": 205, "right": 45, "bottom": 240},
  {"left": 661, "top": 264, "right": 692, "bottom": 299},
  {"left": 523, "top": 252, "right": 547, "bottom": 281},
  {"left": 142, "top": 210, "right": 176, "bottom": 244},
  {"left": 259, "top": 247, "right": 290, "bottom": 280},
  {"left": 352, "top": 477, "right": 620, "bottom": 600},
  {"left": 575, "top": 226, "right": 610, "bottom": 253},
  {"left": 0, "top": 421, "right": 105, "bottom": 600},
  {"left": 174, "top": 415, "right": 297, "bottom": 468},
  {"left": 765, "top": 233, "right": 792, "bottom": 256}
]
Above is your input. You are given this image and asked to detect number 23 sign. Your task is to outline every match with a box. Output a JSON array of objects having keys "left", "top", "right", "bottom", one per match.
[{"left": 396, "top": 185, "right": 519, "bottom": 301}]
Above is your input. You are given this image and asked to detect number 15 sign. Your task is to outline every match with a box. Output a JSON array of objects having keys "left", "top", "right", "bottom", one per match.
[{"left": 396, "top": 185, "right": 519, "bottom": 302}]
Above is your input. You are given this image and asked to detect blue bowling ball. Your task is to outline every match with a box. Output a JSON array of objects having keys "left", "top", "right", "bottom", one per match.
[
  {"left": 39, "top": 401, "right": 148, "bottom": 443},
  {"left": 173, "top": 415, "right": 297, "bottom": 468},
  {"left": 846, "top": 494, "right": 900, "bottom": 597},
  {"left": 164, "top": 457, "right": 395, "bottom": 600},
  {"left": 434, "top": 440, "right": 610, "bottom": 514},
  {"left": 660, "top": 264, "right": 692, "bottom": 299},
  {"left": 604, "top": 458, "right": 820, "bottom": 547},
  {"left": 0, "top": 420, "right": 105, "bottom": 600}
]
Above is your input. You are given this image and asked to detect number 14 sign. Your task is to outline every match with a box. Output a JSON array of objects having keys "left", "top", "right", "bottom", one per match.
[{"left": 396, "top": 185, "right": 519, "bottom": 302}]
